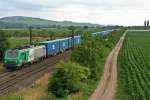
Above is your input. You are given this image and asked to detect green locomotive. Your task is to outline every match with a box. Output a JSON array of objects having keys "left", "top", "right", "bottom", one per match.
[{"left": 4, "top": 49, "right": 30, "bottom": 69}]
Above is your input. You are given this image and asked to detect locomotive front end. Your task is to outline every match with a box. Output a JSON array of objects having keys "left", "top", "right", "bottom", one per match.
[{"left": 4, "top": 50, "right": 20, "bottom": 69}]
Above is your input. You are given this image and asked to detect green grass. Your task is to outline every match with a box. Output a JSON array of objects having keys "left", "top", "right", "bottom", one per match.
[{"left": 116, "top": 31, "right": 150, "bottom": 100}]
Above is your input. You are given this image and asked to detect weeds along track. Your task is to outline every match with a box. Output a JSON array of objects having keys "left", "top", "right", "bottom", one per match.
[{"left": 0, "top": 51, "right": 71, "bottom": 95}]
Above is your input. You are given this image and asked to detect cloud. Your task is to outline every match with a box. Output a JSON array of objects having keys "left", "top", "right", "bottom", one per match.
[{"left": 0, "top": 0, "right": 150, "bottom": 25}]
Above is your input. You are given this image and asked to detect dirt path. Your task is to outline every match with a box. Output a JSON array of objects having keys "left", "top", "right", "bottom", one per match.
[{"left": 90, "top": 33, "right": 126, "bottom": 100}]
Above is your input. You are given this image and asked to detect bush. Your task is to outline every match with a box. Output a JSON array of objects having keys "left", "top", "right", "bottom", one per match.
[
  {"left": 71, "top": 33, "right": 107, "bottom": 79},
  {"left": 48, "top": 61, "right": 90, "bottom": 97}
]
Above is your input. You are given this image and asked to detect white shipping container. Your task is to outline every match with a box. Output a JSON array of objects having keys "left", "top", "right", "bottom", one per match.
[{"left": 29, "top": 45, "right": 46, "bottom": 62}]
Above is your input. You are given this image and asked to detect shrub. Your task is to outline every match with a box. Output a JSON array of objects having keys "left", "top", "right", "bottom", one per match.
[
  {"left": 48, "top": 61, "right": 90, "bottom": 97},
  {"left": 71, "top": 33, "right": 106, "bottom": 79}
]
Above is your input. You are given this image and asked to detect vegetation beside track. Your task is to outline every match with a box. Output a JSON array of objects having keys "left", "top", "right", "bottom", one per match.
[
  {"left": 116, "top": 31, "right": 150, "bottom": 100},
  {"left": 46, "top": 29, "right": 124, "bottom": 99}
]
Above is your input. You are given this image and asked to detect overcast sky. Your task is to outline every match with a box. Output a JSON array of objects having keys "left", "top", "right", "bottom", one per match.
[{"left": 0, "top": 0, "right": 150, "bottom": 26}]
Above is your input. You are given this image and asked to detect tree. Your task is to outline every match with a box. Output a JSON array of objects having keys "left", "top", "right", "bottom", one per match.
[
  {"left": 0, "top": 30, "right": 9, "bottom": 60},
  {"left": 48, "top": 61, "right": 90, "bottom": 97}
]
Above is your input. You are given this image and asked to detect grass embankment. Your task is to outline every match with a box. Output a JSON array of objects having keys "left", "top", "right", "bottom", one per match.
[{"left": 116, "top": 31, "right": 150, "bottom": 100}]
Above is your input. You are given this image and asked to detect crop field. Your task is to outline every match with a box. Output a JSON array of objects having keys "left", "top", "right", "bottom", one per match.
[{"left": 117, "top": 31, "right": 150, "bottom": 100}]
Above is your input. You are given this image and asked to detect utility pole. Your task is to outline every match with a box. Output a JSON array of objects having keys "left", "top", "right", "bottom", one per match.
[
  {"left": 29, "top": 26, "right": 33, "bottom": 45},
  {"left": 68, "top": 26, "right": 75, "bottom": 49}
]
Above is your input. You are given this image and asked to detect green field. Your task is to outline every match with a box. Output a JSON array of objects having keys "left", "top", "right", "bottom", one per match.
[
  {"left": 4, "top": 28, "right": 103, "bottom": 48},
  {"left": 116, "top": 31, "right": 150, "bottom": 100}
]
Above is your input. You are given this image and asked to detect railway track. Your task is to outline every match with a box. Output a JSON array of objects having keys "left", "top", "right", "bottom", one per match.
[{"left": 0, "top": 50, "right": 71, "bottom": 96}]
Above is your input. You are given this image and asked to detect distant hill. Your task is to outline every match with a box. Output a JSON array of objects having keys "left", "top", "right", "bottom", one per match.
[{"left": 0, "top": 16, "right": 101, "bottom": 28}]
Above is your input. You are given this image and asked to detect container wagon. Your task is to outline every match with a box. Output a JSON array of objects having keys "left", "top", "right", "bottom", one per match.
[
  {"left": 29, "top": 45, "right": 46, "bottom": 63},
  {"left": 40, "top": 39, "right": 60, "bottom": 56}
]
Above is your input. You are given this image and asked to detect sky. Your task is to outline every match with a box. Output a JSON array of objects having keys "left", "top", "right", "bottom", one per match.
[{"left": 0, "top": 0, "right": 150, "bottom": 26}]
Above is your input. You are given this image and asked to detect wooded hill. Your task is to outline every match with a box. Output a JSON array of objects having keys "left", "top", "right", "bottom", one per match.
[{"left": 0, "top": 16, "right": 101, "bottom": 28}]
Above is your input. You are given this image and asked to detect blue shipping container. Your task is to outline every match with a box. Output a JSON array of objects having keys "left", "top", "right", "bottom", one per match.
[
  {"left": 59, "top": 38, "right": 69, "bottom": 51},
  {"left": 40, "top": 39, "right": 60, "bottom": 56}
]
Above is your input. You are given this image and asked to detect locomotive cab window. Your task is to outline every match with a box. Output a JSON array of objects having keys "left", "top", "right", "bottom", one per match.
[{"left": 7, "top": 50, "right": 18, "bottom": 58}]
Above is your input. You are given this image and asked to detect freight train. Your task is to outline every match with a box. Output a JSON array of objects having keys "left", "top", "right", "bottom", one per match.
[{"left": 4, "top": 30, "right": 113, "bottom": 69}]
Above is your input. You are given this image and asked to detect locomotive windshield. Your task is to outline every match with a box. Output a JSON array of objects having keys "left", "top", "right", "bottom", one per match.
[{"left": 6, "top": 50, "right": 18, "bottom": 58}]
